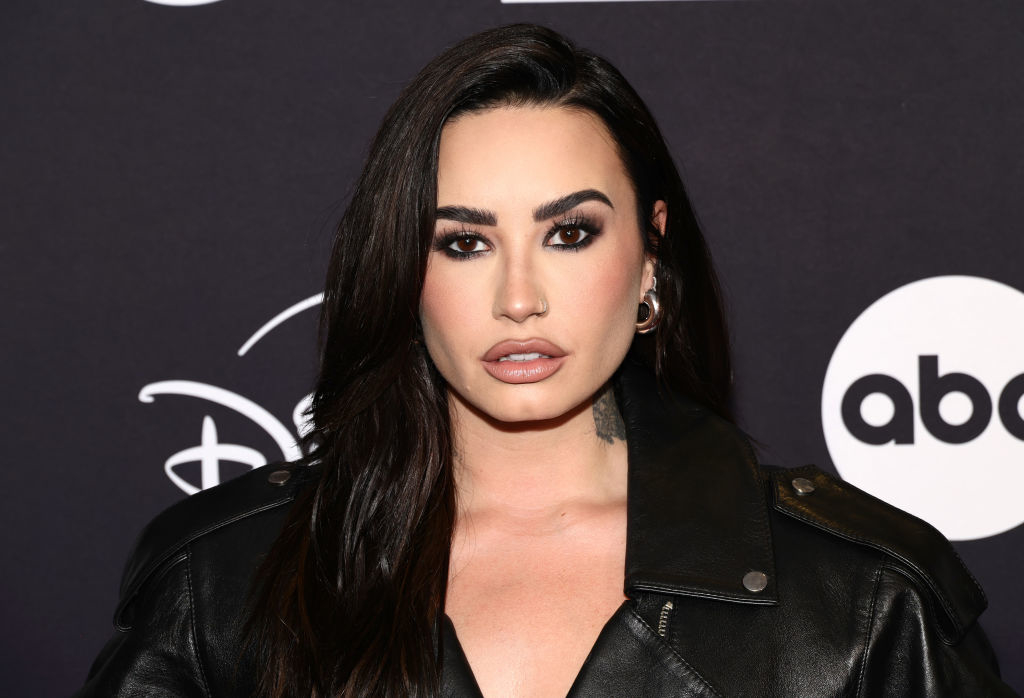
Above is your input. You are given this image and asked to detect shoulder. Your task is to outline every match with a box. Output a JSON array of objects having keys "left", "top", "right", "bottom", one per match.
[
  {"left": 113, "top": 462, "right": 316, "bottom": 629},
  {"left": 761, "top": 464, "right": 987, "bottom": 643}
]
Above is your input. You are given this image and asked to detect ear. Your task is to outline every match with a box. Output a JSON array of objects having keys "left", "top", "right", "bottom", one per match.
[
  {"left": 651, "top": 199, "right": 668, "bottom": 238},
  {"left": 641, "top": 200, "right": 668, "bottom": 296}
]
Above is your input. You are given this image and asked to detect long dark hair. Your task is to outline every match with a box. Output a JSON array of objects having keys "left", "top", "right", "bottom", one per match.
[{"left": 245, "top": 23, "right": 731, "bottom": 697}]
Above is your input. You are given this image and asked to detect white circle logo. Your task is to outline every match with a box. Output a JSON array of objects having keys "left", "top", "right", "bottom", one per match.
[{"left": 822, "top": 275, "right": 1024, "bottom": 541}]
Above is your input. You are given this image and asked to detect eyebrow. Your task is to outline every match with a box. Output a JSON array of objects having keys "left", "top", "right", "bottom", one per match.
[
  {"left": 433, "top": 205, "right": 497, "bottom": 226},
  {"left": 434, "top": 188, "right": 613, "bottom": 227},
  {"left": 533, "top": 189, "right": 613, "bottom": 222}
]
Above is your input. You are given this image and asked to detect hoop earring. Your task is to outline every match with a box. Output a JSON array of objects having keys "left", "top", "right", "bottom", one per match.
[{"left": 635, "top": 277, "right": 661, "bottom": 335}]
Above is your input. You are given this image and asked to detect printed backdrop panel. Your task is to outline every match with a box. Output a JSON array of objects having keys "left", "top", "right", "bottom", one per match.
[{"left": 2, "top": 0, "right": 1022, "bottom": 694}]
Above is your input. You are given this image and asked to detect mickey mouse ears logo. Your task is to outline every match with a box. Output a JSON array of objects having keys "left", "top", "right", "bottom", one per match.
[{"left": 822, "top": 276, "right": 1024, "bottom": 541}]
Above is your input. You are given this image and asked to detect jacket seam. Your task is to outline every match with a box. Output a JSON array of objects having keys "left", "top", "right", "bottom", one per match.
[
  {"left": 114, "top": 551, "right": 189, "bottom": 632},
  {"left": 628, "top": 582, "right": 776, "bottom": 605},
  {"left": 772, "top": 503, "right": 966, "bottom": 637},
  {"left": 186, "top": 547, "right": 213, "bottom": 698},
  {"left": 739, "top": 438, "right": 776, "bottom": 576},
  {"left": 628, "top": 607, "right": 724, "bottom": 697},
  {"left": 120, "top": 497, "right": 295, "bottom": 613},
  {"left": 825, "top": 475, "right": 987, "bottom": 604},
  {"left": 879, "top": 562, "right": 960, "bottom": 646},
  {"left": 854, "top": 555, "right": 885, "bottom": 698}
]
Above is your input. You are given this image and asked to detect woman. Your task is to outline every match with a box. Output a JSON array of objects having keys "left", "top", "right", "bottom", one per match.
[{"left": 78, "top": 24, "right": 1013, "bottom": 697}]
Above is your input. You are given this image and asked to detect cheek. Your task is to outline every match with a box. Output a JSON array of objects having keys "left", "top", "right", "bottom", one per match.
[
  {"left": 419, "top": 273, "right": 452, "bottom": 350},
  {"left": 555, "top": 256, "right": 643, "bottom": 364},
  {"left": 574, "top": 258, "right": 642, "bottom": 322},
  {"left": 419, "top": 267, "right": 476, "bottom": 371}
]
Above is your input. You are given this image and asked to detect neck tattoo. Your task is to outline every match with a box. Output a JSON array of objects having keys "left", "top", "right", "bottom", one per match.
[{"left": 593, "top": 383, "right": 626, "bottom": 444}]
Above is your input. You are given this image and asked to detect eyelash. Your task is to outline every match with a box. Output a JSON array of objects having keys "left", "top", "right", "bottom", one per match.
[{"left": 432, "top": 213, "right": 603, "bottom": 260}]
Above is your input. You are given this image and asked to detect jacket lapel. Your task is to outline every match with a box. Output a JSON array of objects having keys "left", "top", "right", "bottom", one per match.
[
  {"left": 443, "top": 601, "right": 723, "bottom": 698},
  {"left": 566, "top": 602, "right": 722, "bottom": 698},
  {"left": 616, "top": 360, "right": 778, "bottom": 605},
  {"left": 440, "top": 615, "right": 485, "bottom": 698}
]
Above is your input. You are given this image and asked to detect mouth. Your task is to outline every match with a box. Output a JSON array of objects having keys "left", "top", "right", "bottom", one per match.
[
  {"left": 482, "top": 339, "right": 567, "bottom": 384},
  {"left": 498, "top": 352, "right": 551, "bottom": 362}
]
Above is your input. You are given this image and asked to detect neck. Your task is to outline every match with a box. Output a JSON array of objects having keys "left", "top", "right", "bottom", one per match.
[{"left": 450, "top": 384, "right": 628, "bottom": 525}]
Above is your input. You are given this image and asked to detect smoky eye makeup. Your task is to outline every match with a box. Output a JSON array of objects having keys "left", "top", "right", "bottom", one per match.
[
  {"left": 430, "top": 209, "right": 606, "bottom": 260},
  {"left": 432, "top": 229, "right": 491, "bottom": 259},
  {"left": 544, "top": 211, "right": 604, "bottom": 251}
]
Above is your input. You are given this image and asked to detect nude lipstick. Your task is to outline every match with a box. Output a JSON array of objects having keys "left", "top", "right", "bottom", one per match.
[{"left": 481, "top": 338, "right": 567, "bottom": 384}]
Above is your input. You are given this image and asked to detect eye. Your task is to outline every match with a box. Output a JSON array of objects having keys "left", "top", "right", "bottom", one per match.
[
  {"left": 448, "top": 236, "right": 483, "bottom": 252},
  {"left": 545, "top": 214, "right": 601, "bottom": 251},
  {"left": 433, "top": 232, "right": 491, "bottom": 259},
  {"left": 547, "top": 225, "right": 589, "bottom": 247},
  {"left": 447, "top": 236, "right": 488, "bottom": 254}
]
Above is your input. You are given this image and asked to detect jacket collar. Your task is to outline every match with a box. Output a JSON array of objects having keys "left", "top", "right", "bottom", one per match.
[{"left": 616, "top": 359, "right": 778, "bottom": 605}]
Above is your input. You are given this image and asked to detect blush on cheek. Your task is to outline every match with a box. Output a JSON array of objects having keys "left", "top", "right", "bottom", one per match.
[
  {"left": 565, "top": 267, "right": 643, "bottom": 376},
  {"left": 584, "top": 260, "right": 644, "bottom": 318}
]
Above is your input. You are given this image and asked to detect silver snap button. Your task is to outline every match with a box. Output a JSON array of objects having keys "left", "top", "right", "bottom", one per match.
[
  {"left": 743, "top": 570, "right": 768, "bottom": 593},
  {"left": 267, "top": 469, "right": 291, "bottom": 486},
  {"left": 792, "top": 477, "right": 815, "bottom": 496}
]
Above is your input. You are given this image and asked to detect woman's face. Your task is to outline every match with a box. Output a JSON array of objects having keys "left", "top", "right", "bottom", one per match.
[{"left": 421, "top": 105, "right": 662, "bottom": 424}]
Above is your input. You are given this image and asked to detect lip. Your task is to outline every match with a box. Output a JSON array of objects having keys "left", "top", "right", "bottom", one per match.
[{"left": 481, "top": 338, "right": 568, "bottom": 384}]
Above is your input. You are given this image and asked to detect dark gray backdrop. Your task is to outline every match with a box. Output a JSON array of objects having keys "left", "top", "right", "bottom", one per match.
[{"left": 3, "top": 0, "right": 1022, "bottom": 694}]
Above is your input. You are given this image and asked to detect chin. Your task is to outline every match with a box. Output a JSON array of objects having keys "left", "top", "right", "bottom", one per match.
[{"left": 460, "top": 387, "right": 588, "bottom": 427}]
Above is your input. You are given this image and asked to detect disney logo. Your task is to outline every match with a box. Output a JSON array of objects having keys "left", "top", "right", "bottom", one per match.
[{"left": 138, "top": 294, "right": 321, "bottom": 495}]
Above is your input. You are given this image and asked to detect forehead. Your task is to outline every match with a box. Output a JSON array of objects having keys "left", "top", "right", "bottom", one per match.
[{"left": 436, "top": 106, "right": 632, "bottom": 209}]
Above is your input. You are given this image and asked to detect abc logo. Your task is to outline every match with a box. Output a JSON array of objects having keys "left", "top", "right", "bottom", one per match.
[
  {"left": 842, "top": 356, "right": 1024, "bottom": 445},
  {"left": 822, "top": 276, "right": 1024, "bottom": 541}
]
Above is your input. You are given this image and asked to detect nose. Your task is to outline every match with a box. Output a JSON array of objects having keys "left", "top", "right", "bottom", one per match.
[{"left": 493, "top": 254, "right": 548, "bottom": 323}]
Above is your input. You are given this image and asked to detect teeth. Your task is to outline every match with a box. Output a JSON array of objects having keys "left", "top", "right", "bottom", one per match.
[{"left": 498, "top": 352, "right": 550, "bottom": 362}]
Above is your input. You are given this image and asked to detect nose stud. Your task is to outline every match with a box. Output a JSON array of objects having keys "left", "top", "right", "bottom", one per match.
[{"left": 494, "top": 290, "right": 549, "bottom": 322}]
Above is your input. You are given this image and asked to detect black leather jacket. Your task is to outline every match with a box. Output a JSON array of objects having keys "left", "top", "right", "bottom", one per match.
[{"left": 77, "top": 363, "right": 1015, "bottom": 696}]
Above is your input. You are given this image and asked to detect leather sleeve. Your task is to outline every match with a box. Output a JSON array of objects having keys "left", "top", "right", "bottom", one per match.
[
  {"left": 858, "top": 564, "right": 1017, "bottom": 697},
  {"left": 74, "top": 549, "right": 212, "bottom": 698}
]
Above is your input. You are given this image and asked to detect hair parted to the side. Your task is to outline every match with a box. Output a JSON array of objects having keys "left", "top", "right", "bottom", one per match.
[{"left": 245, "top": 23, "right": 732, "bottom": 698}]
